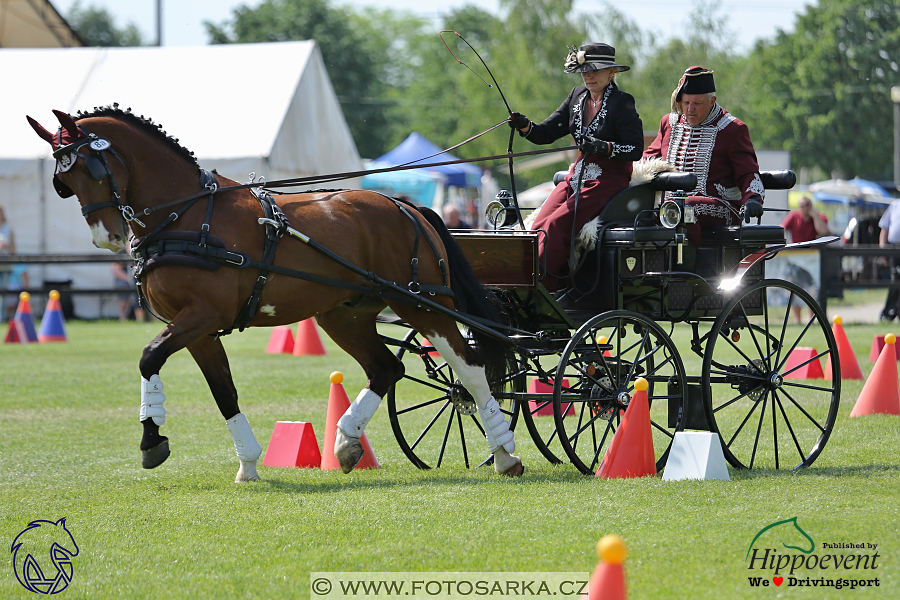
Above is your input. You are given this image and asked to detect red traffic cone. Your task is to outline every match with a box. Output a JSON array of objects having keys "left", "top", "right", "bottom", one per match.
[
  {"left": 824, "top": 316, "right": 862, "bottom": 380},
  {"left": 584, "top": 534, "right": 628, "bottom": 600},
  {"left": 37, "top": 290, "right": 67, "bottom": 342},
  {"left": 262, "top": 421, "right": 322, "bottom": 468},
  {"left": 784, "top": 347, "right": 824, "bottom": 380},
  {"left": 421, "top": 338, "right": 440, "bottom": 357},
  {"left": 14, "top": 292, "right": 38, "bottom": 343},
  {"left": 4, "top": 318, "right": 29, "bottom": 344},
  {"left": 596, "top": 378, "right": 656, "bottom": 478},
  {"left": 868, "top": 334, "right": 900, "bottom": 362},
  {"left": 265, "top": 326, "right": 295, "bottom": 354},
  {"left": 320, "top": 372, "right": 379, "bottom": 470},
  {"left": 293, "top": 319, "right": 326, "bottom": 356},
  {"left": 527, "top": 378, "right": 574, "bottom": 416},
  {"left": 850, "top": 333, "right": 900, "bottom": 417}
]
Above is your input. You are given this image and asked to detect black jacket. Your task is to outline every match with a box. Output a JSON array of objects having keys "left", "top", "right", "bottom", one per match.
[{"left": 523, "top": 83, "right": 643, "bottom": 161}]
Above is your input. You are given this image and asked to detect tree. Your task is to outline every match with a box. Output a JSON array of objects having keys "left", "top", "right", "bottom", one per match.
[
  {"left": 742, "top": 0, "right": 900, "bottom": 179},
  {"left": 65, "top": 1, "right": 147, "bottom": 46},
  {"left": 205, "top": 0, "right": 425, "bottom": 158}
]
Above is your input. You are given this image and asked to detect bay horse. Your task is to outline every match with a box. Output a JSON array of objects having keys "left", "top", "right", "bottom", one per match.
[{"left": 27, "top": 107, "right": 522, "bottom": 481}]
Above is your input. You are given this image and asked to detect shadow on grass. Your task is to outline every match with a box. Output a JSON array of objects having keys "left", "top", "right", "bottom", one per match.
[
  {"left": 729, "top": 463, "right": 900, "bottom": 480},
  {"left": 250, "top": 464, "right": 589, "bottom": 495}
]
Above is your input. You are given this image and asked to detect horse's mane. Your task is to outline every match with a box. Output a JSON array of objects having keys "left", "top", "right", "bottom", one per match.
[{"left": 74, "top": 103, "right": 199, "bottom": 167}]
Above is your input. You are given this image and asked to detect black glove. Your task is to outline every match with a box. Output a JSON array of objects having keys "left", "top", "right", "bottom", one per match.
[
  {"left": 579, "top": 139, "right": 612, "bottom": 157},
  {"left": 508, "top": 112, "right": 530, "bottom": 130},
  {"left": 743, "top": 197, "right": 764, "bottom": 223}
]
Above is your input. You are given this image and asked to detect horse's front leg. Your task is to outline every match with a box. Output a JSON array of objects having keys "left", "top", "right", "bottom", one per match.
[{"left": 187, "top": 336, "right": 262, "bottom": 483}]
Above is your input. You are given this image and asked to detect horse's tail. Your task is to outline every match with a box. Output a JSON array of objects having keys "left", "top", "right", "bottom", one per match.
[{"left": 417, "top": 207, "right": 514, "bottom": 389}]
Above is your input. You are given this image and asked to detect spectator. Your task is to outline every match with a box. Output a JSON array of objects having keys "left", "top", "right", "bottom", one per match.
[
  {"left": 781, "top": 196, "right": 829, "bottom": 323},
  {"left": 781, "top": 196, "right": 829, "bottom": 243},
  {"left": 0, "top": 206, "right": 15, "bottom": 321},
  {"left": 443, "top": 204, "right": 471, "bottom": 229},
  {"left": 879, "top": 199, "right": 900, "bottom": 321},
  {"left": 112, "top": 252, "right": 145, "bottom": 322}
]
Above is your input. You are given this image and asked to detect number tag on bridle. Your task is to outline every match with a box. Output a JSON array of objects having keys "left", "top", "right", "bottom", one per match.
[
  {"left": 89, "top": 138, "right": 111, "bottom": 151},
  {"left": 57, "top": 152, "right": 76, "bottom": 172}
]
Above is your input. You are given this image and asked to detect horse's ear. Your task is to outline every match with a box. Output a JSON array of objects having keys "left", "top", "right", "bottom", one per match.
[
  {"left": 52, "top": 109, "right": 80, "bottom": 138},
  {"left": 26, "top": 115, "right": 55, "bottom": 144}
]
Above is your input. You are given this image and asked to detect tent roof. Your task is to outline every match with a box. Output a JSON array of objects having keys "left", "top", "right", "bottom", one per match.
[
  {"left": 0, "top": 0, "right": 82, "bottom": 48},
  {"left": 4, "top": 41, "right": 359, "bottom": 174},
  {"left": 375, "top": 132, "right": 482, "bottom": 188}
]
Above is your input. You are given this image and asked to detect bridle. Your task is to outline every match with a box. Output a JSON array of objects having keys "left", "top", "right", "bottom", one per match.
[{"left": 51, "top": 125, "right": 145, "bottom": 228}]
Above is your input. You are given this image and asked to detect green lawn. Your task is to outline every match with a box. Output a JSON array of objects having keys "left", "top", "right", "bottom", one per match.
[{"left": 1, "top": 319, "right": 898, "bottom": 599}]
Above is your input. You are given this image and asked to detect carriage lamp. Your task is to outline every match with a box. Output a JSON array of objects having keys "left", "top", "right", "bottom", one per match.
[
  {"left": 485, "top": 190, "right": 516, "bottom": 229},
  {"left": 485, "top": 200, "right": 507, "bottom": 229},
  {"left": 659, "top": 200, "right": 682, "bottom": 229}
]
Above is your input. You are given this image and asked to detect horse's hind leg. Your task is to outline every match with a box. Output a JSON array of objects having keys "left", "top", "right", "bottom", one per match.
[
  {"left": 392, "top": 308, "right": 523, "bottom": 477},
  {"left": 187, "top": 336, "right": 262, "bottom": 482},
  {"left": 316, "top": 304, "right": 405, "bottom": 473}
]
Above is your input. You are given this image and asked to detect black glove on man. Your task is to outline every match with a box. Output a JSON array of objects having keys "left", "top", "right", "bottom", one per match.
[
  {"left": 743, "top": 197, "right": 764, "bottom": 223},
  {"left": 578, "top": 139, "right": 613, "bottom": 157},
  {"left": 508, "top": 112, "right": 530, "bottom": 130}
]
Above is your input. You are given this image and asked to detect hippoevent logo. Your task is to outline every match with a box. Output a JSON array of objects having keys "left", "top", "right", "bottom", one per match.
[
  {"left": 10, "top": 518, "right": 79, "bottom": 594},
  {"left": 746, "top": 517, "right": 881, "bottom": 590}
]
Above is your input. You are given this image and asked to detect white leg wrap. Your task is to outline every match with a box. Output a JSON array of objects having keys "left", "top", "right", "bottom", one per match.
[
  {"left": 140, "top": 375, "right": 166, "bottom": 426},
  {"left": 336, "top": 389, "right": 382, "bottom": 439},
  {"left": 478, "top": 397, "right": 515, "bottom": 453},
  {"left": 226, "top": 413, "right": 262, "bottom": 462}
]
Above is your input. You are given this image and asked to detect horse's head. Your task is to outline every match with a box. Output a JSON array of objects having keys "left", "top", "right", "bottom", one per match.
[{"left": 27, "top": 110, "right": 131, "bottom": 251}]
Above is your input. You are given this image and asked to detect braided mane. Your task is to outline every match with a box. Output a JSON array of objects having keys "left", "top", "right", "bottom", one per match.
[{"left": 75, "top": 103, "right": 199, "bottom": 167}]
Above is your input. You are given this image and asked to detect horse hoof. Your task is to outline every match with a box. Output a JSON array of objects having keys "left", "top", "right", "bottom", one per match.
[
  {"left": 235, "top": 460, "right": 261, "bottom": 483},
  {"left": 141, "top": 439, "right": 170, "bottom": 469},
  {"left": 499, "top": 460, "right": 524, "bottom": 477},
  {"left": 334, "top": 427, "right": 364, "bottom": 474}
]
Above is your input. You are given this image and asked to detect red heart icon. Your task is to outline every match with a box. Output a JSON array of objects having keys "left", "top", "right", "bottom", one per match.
[{"left": 773, "top": 577, "right": 783, "bottom": 586}]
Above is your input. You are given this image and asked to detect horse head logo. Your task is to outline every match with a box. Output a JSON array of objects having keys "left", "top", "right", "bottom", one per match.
[
  {"left": 746, "top": 516, "right": 814, "bottom": 560},
  {"left": 10, "top": 518, "right": 79, "bottom": 594}
]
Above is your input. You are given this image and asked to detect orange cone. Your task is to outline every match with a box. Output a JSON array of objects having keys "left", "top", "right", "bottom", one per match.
[
  {"left": 596, "top": 378, "right": 656, "bottom": 478},
  {"left": 320, "top": 371, "right": 379, "bottom": 470},
  {"left": 13, "top": 292, "right": 38, "bottom": 343},
  {"left": 584, "top": 534, "right": 628, "bottom": 600},
  {"left": 784, "top": 347, "right": 824, "bottom": 379},
  {"left": 824, "top": 316, "right": 863, "bottom": 380},
  {"left": 266, "top": 326, "right": 295, "bottom": 354},
  {"left": 850, "top": 334, "right": 900, "bottom": 417},
  {"left": 868, "top": 335, "right": 900, "bottom": 363},
  {"left": 262, "top": 421, "right": 322, "bottom": 468},
  {"left": 293, "top": 319, "right": 326, "bottom": 356},
  {"left": 4, "top": 318, "right": 29, "bottom": 344}
]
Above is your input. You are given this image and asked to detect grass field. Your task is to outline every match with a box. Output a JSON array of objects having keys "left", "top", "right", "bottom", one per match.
[{"left": 1, "top": 318, "right": 898, "bottom": 599}]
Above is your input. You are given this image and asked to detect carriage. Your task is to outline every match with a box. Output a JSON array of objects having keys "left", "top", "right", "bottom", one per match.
[
  {"left": 27, "top": 108, "right": 841, "bottom": 481},
  {"left": 384, "top": 168, "right": 841, "bottom": 474}
]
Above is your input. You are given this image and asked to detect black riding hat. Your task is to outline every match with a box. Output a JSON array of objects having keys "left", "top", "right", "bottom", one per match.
[{"left": 564, "top": 43, "right": 630, "bottom": 74}]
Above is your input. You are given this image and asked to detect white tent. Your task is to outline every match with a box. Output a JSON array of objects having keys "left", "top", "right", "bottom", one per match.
[{"left": 0, "top": 41, "right": 361, "bottom": 318}]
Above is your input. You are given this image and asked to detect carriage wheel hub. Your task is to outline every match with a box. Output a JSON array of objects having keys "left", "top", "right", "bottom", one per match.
[{"left": 449, "top": 380, "right": 477, "bottom": 415}]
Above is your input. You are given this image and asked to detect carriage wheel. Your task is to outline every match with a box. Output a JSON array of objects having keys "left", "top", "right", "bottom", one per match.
[
  {"left": 702, "top": 279, "right": 840, "bottom": 470},
  {"left": 386, "top": 329, "right": 520, "bottom": 469},
  {"left": 553, "top": 311, "right": 687, "bottom": 475}
]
